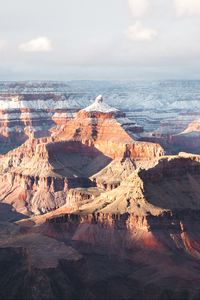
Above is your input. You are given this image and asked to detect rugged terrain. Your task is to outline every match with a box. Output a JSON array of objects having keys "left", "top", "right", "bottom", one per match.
[
  {"left": 0, "top": 96, "right": 163, "bottom": 217},
  {"left": 0, "top": 92, "right": 200, "bottom": 299},
  {"left": 1, "top": 151, "right": 200, "bottom": 299},
  {"left": 0, "top": 80, "right": 200, "bottom": 155}
]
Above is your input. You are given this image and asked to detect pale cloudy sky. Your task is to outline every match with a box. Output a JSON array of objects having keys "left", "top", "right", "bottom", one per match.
[{"left": 0, "top": 0, "right": 200, "bottom": 80}]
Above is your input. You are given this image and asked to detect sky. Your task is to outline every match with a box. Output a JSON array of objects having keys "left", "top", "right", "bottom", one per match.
[{"left": 0, "top": 0, "right": 200, "bottom": 80}]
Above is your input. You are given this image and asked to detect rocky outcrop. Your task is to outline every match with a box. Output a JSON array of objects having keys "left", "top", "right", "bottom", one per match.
[
  {"left": 0, "top": 96, "right": 164, "bottom": 216},
  {"left": 65, "top": 187, "right": 102, "bottom": 211},
  {"left": 43, "top": 152, "right": 200, "bottom": 264},
  {"left": 22, "top": 151, "right": 199, "bottom": 258},
  {"left": 2, "top": 83, "right": 200, "bottom": 300},
  {"left": 56, "top": 96, "right": 164, "bottom": 160},
  {"left": 3, "top": 217, "right": 200, "bottom": 300},
  {"left": 91, "top": 158, "right": 136, "bottom": 190},
  {"left": 0, "top": 140, "right": 112, "bottom": 215},
  {"left": 1, "top": 143, "right": 200, "bottom": 299}
]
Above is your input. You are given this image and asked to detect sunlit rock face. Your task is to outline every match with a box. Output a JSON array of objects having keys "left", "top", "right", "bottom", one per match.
[
  {"left": 0, "top": 96, "right": 163, "bottom": 217},
  {"left": 1, "top": 95, "right": 200, "bottom": 299},
  {"left": 56, "top": 96, "right": 164, "bottom": 160},
  {"left": 44, "top": 152, "right": 200, "bottom": 272},
  {"left": 0, "top": 140, "right": 112, "bottom": 216},
  {"left": 1, "top": 84, "right": 200, "bottom": 299},
  {"left": 32, "top": 152, "right": 200, "bottom": 300}
]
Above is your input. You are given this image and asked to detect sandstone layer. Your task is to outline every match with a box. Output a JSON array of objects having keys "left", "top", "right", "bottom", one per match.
[
  {"left": 10, "top": 152, "right": 200, "bottom": 300},
  {"left": 56, "top": 96, "right": 164, "bottom": 160},
  {"left": 0, "top": 96, "right": 163, "bottom": 216},
  {"left": 1, "top": 95, "right": 200, "bottom": 299}
]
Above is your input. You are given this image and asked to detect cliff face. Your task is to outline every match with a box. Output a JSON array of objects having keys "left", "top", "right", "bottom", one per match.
[
  {"left": 54, "top": 153, "right": 200, "bottom": 216},
  {"left": 3, "top": 217, "right": 200, "bottom": 300},
  {"left": 2, "top": 84, "right": 200, "bottom": 299},
  {"left": 0, "top": 96, "right": 164, "bottom": 217},
  {"left": 1, "top": 149, "right": 200, "bottom": 299},
  {"left": 34, "top": 153, "right": 200, "bottom": 300},
  {"left": 0, "top": 140, "right": 112, "bottom": 215},
  {"left": 56, "top": 96, "right": 164, "bottom": 160},
  {"left": 46, "top": 209, "right": 200, "bottom": 259},
  {"left": 21, "top": 151, "right": 200, "bottom": 258},
  {"left": 38, "top": 211, "right": 200, "bottom": 300},
  {"left": 38, "top": 152, "right": 200, "bottom": 259}
]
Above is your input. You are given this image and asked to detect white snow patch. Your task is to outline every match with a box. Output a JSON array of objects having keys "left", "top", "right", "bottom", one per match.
[{"left": 83, "top": 95, "right": 119, "bottom": 113}]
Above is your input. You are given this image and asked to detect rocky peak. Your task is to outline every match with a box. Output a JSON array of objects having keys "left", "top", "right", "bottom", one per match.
[
  {"left": 84, "top": 95, "right": 118, "bottom": 113},
  {"left": 79, "top": 95, "right": 125, "bottom": 119},
  {"left": 56, "top": 97, "right": 164, "bottom": 160},
  {"left": 95, "top": 94, "right": 103, "bottom": 103}
]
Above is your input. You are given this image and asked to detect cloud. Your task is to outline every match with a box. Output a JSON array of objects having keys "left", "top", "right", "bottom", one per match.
[
  {"left": 19, "top": 37, "right": 53, "bottom": 52},
  {"left": 175, "top": 0, "right": 200, "bottom": 17},
  {"left": 128, "top": 0, "right": 149, "bottom": 17},
  {"left": 127, "top": 22, "right": 158, "bottom": 42}
]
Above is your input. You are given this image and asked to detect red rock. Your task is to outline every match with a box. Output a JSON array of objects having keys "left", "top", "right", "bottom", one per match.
[{"left": 56, "top": 96, "right": 164, "bottom": 160}]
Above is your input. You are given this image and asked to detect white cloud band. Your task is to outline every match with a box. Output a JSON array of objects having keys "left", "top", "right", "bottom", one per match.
[{"left": 19, "top": 37, "right": 53, "bottom": 52}]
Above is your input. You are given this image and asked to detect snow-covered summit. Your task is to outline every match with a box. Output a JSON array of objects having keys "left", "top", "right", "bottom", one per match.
[{"left": 83, "top": 95, "right": 119, "bottom": 113}]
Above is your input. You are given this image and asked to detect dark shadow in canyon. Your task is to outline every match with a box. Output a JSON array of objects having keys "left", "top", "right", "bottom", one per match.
[
  {"left": 138, "top": 157, "right": 200, "bottom": 210},
  {"left": 0, "top": 132, "right": 29, "bottom": 154},
  {"left": 0, "top": 203, "right": 28, "bottom": 222},
  {"left": 36, "top": 211, "right": 200, "bottom": 300},
  {"left": 139, "top": 135, "right": 200, "bottom": 156},
  {"left": 47, "top": 141, "right": 112, "bottom": 179}
]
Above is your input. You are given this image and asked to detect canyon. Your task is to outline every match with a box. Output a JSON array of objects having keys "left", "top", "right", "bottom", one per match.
[
  {"left": 1, "top": 150, "right": 200, "bottom": 299},
  {"left": 0, "top": 81, "right": 200, "bottom": 155},
  {"left": 0, "top": 83, "right": 200, "bottom": 300},
  {"left": 0, "top": 96, "right": 163, "bottom": 217}
]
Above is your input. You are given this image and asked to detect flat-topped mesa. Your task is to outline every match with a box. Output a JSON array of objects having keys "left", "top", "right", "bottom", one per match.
[
  {"left": 56, "top": 95, "right": 164, "bottom": 160},
  {"left": 78, "top": 96, "right": 143, "bottom": 135},
  {"left": 78, "top": 95, "right": 125, "bottom": 119}
]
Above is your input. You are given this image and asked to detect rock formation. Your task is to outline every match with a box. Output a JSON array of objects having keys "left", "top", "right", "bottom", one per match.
[
  {"left": 3, "top": 151, "right": 198, "bottom": 300},
  {"left": 56, "top": 95, "right": 164, "bottom": 160},
  {"left": 1, "top": 94, "right": 200, "bottom": 299},
  {"left": 0, "top": 140, "right": 112, "bottom": 215},
  {"left": 0, "top": 96, "right": 164, "bottom": 217}
]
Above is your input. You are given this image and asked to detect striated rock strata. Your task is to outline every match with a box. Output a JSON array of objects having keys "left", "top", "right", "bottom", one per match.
[
  {"left": 0, "top": 140, "right": 112, "bottom": 215},
  {"left": 1, "top": 150, "right": 200, "bottom": 299},
  {"left": 0, "top": 96, "right": 163, "bottom": 216},
  {"left": 56, "top": 96, "right": 164, "bottom": 160}
]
